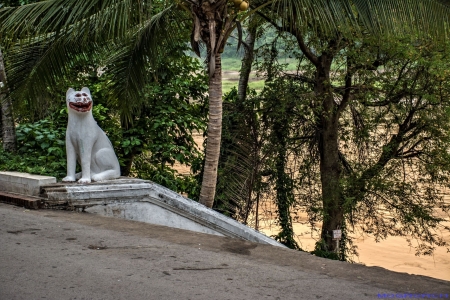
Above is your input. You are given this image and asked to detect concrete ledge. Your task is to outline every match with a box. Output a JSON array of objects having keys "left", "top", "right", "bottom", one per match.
[
  {"left": 40, "top": 178, "right": 285, "bottom": 248},
  {"left": 0, "top": 191, "right": 42, "bottom": 209},
  {"left": 0, "top": 171, "right": 56, "bottom": 197}
]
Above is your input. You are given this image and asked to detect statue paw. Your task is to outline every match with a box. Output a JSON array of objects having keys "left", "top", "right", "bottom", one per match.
[
  {"left": 78, "top": 178, "right": 91, "bottom": 184},
  {"left": 62, "top": 176, "right": 76, "bottom": 182},
  {"left": 91, "top": 174, "right": 104, "bottom": 182}
]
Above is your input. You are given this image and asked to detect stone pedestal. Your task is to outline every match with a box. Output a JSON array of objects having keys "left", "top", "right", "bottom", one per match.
[{"left": 0, "top": 171, "right": 56, "bottom": 197}]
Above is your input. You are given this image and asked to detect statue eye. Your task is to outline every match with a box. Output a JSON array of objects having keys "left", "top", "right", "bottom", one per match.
[
  {"left": 82, "top": 93, "right": 88, "bottom": 96},
  {"left": 75, "top": 93, "right": 81, "bottom": 97}
]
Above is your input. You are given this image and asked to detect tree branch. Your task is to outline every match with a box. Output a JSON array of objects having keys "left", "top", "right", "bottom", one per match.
[
  {"left": 211, "top": 0, "right": 227, "bottom": 10},
  {"left": 385, "top": 61, "right": 409, "bottom": 101},
  {"left": 336, "top": 56, "right": 353, "bottom": 117},
  {"left": 254, "top": 10, "right": 282, "bottom": 31},
  {"left": 282, "top": 73, "right": 315, "bottom": 85},
  {"left": 362, "top": 90, "right": 409, "bottom": 107},
  {"left": 351, "top": 57, "right": 387, "bottom": 72},
  {"left": 253, "top": 6, "right": 318, "bottom": 66},
  {"left": 339, "top": 150, "right": 353, "bottom": 174},
  {"left": 184, "top": 0, "right": 199, "bottom": 5},
  {"left": 349, "top": 106, "right": 421, "bottom": 203},
  {"left": 292, "top": 27, "right": 319, "bottom": 66},
  {"left": 397, "top": 135, "right": 430, "bottom": 158},
  {"left": 396, "top": 151, "right": 424, "bottom": 159}
]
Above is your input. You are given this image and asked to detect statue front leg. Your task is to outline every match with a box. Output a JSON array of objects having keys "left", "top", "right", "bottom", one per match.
[
  {"left": 78, "top": 140, "right": 92, "bottom": 184},
  {"left": 62, "top": 138, "right": 76, "bottom": 182}
]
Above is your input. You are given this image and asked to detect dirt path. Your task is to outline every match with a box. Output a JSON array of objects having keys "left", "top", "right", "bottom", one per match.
[{"left": 3, "top": 203, "right": 449, "bottom": 299}]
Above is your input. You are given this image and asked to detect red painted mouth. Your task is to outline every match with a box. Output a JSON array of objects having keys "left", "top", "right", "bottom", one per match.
[{"left": 69, "top": 101, "right": 92, "bottom": 112}]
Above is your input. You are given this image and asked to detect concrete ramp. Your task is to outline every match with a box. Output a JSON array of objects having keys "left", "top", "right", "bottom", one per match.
[{"left": 40, "top": 178, "right": 284, "bottom": 247}]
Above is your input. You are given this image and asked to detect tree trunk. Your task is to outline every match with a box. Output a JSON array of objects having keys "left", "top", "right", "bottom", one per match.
[
  {"left": 291, "top": 30, "right": 345, "bottom": 254},
  {"left": 316, "top": 55, "right": 343, "bottom": 253},
  {"left": 319, "top": 120, "right": 344, "bottom": 252},
  {"left": 0, "top": 48, "right": 16, "bottom": 152},
  {"left": 237, "top": 24, "right": 256, "bottom": 103},
  {"left": 199, "top": 54, "right": 222, "bottom": 207}
]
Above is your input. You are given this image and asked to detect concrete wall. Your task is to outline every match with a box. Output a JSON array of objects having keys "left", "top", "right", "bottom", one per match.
[
  {"left": 41, "top": 178, "right": 285, "bottom": 248},
  {"left": 86, "top": 201, "right": 225, "bottom": 237}
]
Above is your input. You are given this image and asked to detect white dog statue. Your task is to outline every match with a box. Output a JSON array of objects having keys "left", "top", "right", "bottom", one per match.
[{"left": 62, "top": 87, "right": 121, "bottom": 183}]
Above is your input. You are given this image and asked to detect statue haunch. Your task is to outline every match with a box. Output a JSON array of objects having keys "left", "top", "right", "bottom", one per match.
[{"left": 62, "top": 87, "right": 120, "bottom": 184}]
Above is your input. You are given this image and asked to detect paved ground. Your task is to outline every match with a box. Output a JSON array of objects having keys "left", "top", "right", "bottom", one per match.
[{"left": 0, "top": 203, "right": 448, "bottom": 300}]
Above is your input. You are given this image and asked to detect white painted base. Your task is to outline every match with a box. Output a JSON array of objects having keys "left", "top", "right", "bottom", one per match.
[{"left": 86, "top": 201, "right": 224, "bottom": 236}]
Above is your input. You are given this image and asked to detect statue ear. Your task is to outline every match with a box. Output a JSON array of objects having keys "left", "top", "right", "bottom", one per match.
[
  {"left": 81, "top": 87, "right": 91, "bottom": 95},
  {"left": 66, "top": 88, "right": 75, "bottom": 98}
]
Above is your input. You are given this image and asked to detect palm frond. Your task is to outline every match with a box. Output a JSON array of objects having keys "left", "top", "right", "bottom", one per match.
[
  {"left": 0, "top": 0, "right": 148, "bottom": 46},
  {"left": 104, "top": 5, "right": 191, "bottom": 122},
  {"left": 216, "top": 132, "right": 260, "bottom": 221},
  {"left": 4, "top": 21, "right": 108, "bottom": 108},
  {"left": 270, "top": 0, "right": 450, "bottom": 38},
  {"left": 2, "top": 2, "right": 192, "bottom": 123},
  {"left": 352, "top": 0, "right": 450, "bottom": 38}
]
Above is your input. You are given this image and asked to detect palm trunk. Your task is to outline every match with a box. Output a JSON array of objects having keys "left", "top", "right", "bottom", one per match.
[
  {"left": 199, "top": 54, "right": 222, "bottom": 207},
  {"left": 0, "top": 48, "right": 16, "bottom": 152}
]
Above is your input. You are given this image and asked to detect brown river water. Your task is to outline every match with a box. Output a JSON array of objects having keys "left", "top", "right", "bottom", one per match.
[
  {"left": 258, "top": 207, "right": 450, "bottom": 281},
  {"left": 175, "top": 134, "right": 450, "bottom": 281}
]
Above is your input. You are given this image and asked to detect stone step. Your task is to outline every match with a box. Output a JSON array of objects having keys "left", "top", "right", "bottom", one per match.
[{"left": 0, "top": 191, "right": 42, "bottom": 209}]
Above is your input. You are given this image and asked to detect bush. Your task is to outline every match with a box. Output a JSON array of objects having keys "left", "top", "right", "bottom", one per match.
[{"left": 1, "top": 109, "right": 67, "bottom": 178}]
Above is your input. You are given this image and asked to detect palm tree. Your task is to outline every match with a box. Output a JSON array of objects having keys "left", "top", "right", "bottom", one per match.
[
  {"left": 0, "top": 47, "right": 16, "bottom": 152},
  {"left": 1, "top": 0, "right": 449, "bottom": 213}
]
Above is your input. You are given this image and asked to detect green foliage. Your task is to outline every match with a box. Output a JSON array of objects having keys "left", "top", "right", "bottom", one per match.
[
  {"left": 142, "top": 56, "right": 207, "bottom": 167},
  {"left": 216, "top": 84, "right": 305, "bottom": 249},
  {"left": 215, "top": 88, "right": 259, "bottom": 216},
  {"left": 4, "top": 0, "right": 450, "bottom": 260},
  {"left": 93, "top": 50, "right": 207, "bottom": 197},
  {"left": 133, "top": 154, "right": 201, "bottom": 198},
  {"left": 259, "top": 78, "right": 311, "bottom": 251},
  {"left": 111, "top": 53, "right": 208, "bottom": 197},
  {"left": 0, "top": 109, "right": 67, "bottom": 178},
  {"left": 311, "top": 240, "right": 340, "bottom": 261},
  {"left": 215, "top": 88, "right": 249, "bottom": 217},
  {"left": 337, "top": 37, "right": 450, "bottom": 256}
]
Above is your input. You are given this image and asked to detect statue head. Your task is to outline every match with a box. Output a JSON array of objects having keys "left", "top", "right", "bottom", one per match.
[{"left": 66, "top": 87, "right": 93, "bottom": 113}]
